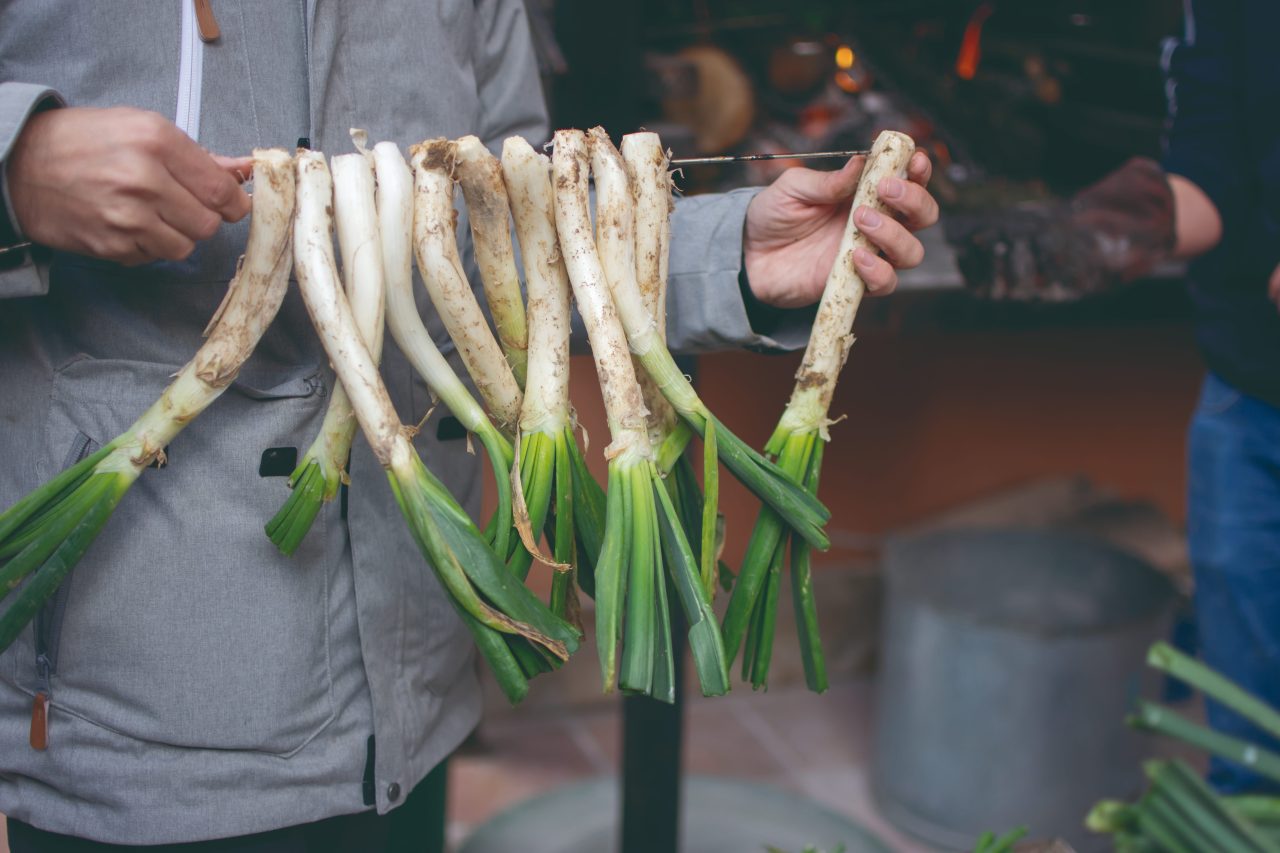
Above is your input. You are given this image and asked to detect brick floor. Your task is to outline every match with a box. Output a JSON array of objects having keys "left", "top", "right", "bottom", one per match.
[{"left": 448, "top": 679, "right": 936, "bottom": 852}]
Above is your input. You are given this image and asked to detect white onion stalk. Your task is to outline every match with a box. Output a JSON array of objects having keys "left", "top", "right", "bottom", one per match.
[
  {"left": 555, "top": 130, "right": 728, "bottom": 699},
  {"left": 373, "top": 141, "right": 521, "bottom": 566},
  {"left": 409, "top": 140, "right": 523, "bottom": 433},
  {"left": 620, "top": 132, "right": 721, "bottom": 603},
  {"left": 581, "top": 129, "right": 831, "bottom": 555},
  {"left": 619, "top": 133, "right": 679, "bottom": 450},
  {"left": 0, "top": 149, "right": 296, "bottom": 653},
  {"left": 293, "top": 151, "right": 579, "bottom": 703},
  {"left": 454, "top": 135, "right": 529, "bottom": 387},
  {"left": 725, "top": 130, "right": 916, "bottom": 693},
  {"left": 267, "top": 143, "right": 386, "bottom": 555},
  {"left": 500, "top": 136, "right": 603, "bottom": 624}
]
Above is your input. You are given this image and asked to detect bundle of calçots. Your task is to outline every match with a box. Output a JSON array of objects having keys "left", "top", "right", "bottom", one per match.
[
  {"left": 0, "top": 129, "right": 913, "bottom": 707},
  {"left": 1088, "top": 642, "right": 1280, "bottom": 851},
  {"left": 291, "top": 149, "right": 576, "bottom": 704},
  {"left": 725, "top": 131, "right": 915, "bottom": 692},
  {"left": 553, "top": 129, "right": 728, "bottom": 700}
]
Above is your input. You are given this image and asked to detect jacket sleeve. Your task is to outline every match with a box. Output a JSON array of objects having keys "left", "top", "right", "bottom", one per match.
[
  {"left": 1161, "top": 0, "right": 1243, "bottom": 225},
  {"left": 665, "top": 187, "right": 810, "bottom": 354},
  {"left": 0, "top": 81, "right": 64, "bottom": 299}
]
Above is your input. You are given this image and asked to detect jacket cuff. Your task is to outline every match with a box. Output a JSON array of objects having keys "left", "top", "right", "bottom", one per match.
[
  {"left": 0, "top": 83, "right": 65, "bottom": 298},
  {"left": 667, "top": 186, "right": 809, "bottom": 354}
]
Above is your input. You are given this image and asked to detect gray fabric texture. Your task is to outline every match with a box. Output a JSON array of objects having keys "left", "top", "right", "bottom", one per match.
[
  {"left": 0, "top": 0, "right": 793, "bottom": 843},
  {"left": 0, "top": 82, "right": 63, "bottom": 297}
]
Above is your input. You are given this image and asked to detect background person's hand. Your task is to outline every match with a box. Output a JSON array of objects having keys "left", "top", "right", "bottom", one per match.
[
  {"left": 6, "top": 107, "right": 252, "bottom": 266},
  {"left": 742, "top": 149, "right": 936, "bottom": 309},
  {"left": 1269, "top": 263, "right": 1280, "bottom": 313},
  {"left": 946, "top": 157, "right": 1177, "bottom": 302}
]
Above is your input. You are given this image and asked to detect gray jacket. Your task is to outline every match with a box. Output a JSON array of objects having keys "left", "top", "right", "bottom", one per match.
[{"left": 0, "top": 1, "right": 787, "bottom": 843}]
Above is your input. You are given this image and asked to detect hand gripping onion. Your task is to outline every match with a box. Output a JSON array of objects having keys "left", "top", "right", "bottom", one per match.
[
  {"left": 724, "top": 130, "right": 915, "bottom": 692},
  {"left": 0, "top": 150, "right": 295, "bottom": 652}
]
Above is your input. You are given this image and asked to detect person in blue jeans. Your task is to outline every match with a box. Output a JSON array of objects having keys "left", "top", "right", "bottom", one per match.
[
  {"left": 1163, "top": 0, "right": 1280, "bottom": 793},
  {"left": 952, "top": 0, "right": 1280, "bottom": 794}
]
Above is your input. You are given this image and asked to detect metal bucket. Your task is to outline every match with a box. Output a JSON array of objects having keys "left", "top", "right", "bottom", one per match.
[{"left": 871, "top": 528, "right": 1177, "bottom": 851}]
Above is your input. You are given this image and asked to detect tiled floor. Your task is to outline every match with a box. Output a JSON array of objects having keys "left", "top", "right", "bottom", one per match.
[{"left": 448, "top": 679, "right": 936, "bottom": 852}]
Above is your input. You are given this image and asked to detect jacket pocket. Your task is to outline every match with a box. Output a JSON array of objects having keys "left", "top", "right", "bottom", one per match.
[{"left": 12, "top": 356, "right": 337, "bottom": 756}]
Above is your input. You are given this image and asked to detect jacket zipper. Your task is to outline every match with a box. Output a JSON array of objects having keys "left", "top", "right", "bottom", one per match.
[
  {"left": 175, "top": 0, "right": 207, "bottom": 141},
  {"left": 30, "top": 433, "right": 99, "bottom": 751},
  {"left": 300, "top": 0, "right": 313, "bottom": 146}
]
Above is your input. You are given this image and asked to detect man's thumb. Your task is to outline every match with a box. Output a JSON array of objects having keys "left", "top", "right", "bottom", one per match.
[
  {"left": 783, "top": 155, "right": 865, "bottom": 205},
  {"left": 212, "top": 154, "right": 254, "bottom": 184}
]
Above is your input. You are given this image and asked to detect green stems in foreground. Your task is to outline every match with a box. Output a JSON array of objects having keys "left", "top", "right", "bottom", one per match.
[
  {"left": 723, "top": 427, "right": 828, "bottom": 692},
  {"left": 387, "top": 443, "right": 580, "bottom": 704},
  {"left": 510, "top": 425, "right": 584, "bottom": 625},
  {"left": 971, "top": 826, "right": 1028, "bottom": 853},
  {"left": 0, "top": 447, "right": 133, "bottom": 651},
  {"left": 1088, "top": 760, "right": 1278, "bottom": 853},
  {"left": 593, "top": 456, "right": 729, "bottom": 701},
  {"left": 1129, "top": 701, "right": 1280, "bottom": 786},
  {"left": 640, "top": 348, "right": 831, "bottom": 554},
  {"left": 264, "top": 410, "right": 349, "bottom": 556},
  {"left": 1148, "top": 641, "right": 1280, "bottom": 745},
  {"left": 563, "top": 431, "right": 607, "bottom": 601},
  {"left": 1089, "top": 645, "right": 1280, "bottom": 851}
]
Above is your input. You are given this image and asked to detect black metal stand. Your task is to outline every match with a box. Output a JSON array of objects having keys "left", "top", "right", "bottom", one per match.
[{"left": 619, "top": 615, "right": 686, "bottom": 853}]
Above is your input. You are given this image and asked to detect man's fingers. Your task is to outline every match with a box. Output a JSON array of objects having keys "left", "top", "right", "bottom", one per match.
[
  {"left": 856, "top": 205, "right": 924, "bottom": 270},
  {"left": 907, "top": 150, "right": 932, "bottom": 186},
  {"left": 877, "top": 176, "right": 939, "bottom": 231},
  {"left": 783, "top": 156, "right": 866, "bottom": 205},
  {"left": 853, "top": 246, "right": 898, "bottom": 295},
  {"left": 163, "top": 137, "right": 252, "bottom": 222},
  {"left": 156, "top": 182, "right": 225, "bottom": 242},
  {"left": 213, "top": 154, "right": 255, "bottom": 184},
  {"left": 133, "top": 216, "right": 197, "bottom": 264}
]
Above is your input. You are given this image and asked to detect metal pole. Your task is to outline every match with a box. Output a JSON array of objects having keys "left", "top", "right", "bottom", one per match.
[{"left": 620, "top": 604, "right": 687, "bottom": 853}]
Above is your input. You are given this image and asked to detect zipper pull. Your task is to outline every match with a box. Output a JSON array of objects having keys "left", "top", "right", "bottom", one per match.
[
  {"left": 194, "top": 0, "right": 220, "bottom": 43},
  {"left": 30, "top": 692, "right": 50, "bottom": 751}
]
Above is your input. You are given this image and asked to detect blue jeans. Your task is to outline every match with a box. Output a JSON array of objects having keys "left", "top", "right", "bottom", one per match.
[{"left": 1188, "top": 372, "right": 1280, "bottom": 793}]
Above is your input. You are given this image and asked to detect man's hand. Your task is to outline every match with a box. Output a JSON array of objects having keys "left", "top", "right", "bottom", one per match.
[
  {"left": 6, "top": 107, "right": 252, "bottom": 266},
  {"left": 1269, "top": 263, "right": 1280, "bottom": 313},
  {"left": 948, "top": 158, "right": 1179, "bottom": 302},
  {"left": 742, "top": 150, "right": 936, "bottom": 308}
]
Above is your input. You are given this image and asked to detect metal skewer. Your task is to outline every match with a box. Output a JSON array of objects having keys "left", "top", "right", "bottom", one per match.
[
  {"left": 0, "top": 150, "right": 877, "bottom": 259},
  {"left": 670, "top": 149, "right": 871, "bottom": 167}
]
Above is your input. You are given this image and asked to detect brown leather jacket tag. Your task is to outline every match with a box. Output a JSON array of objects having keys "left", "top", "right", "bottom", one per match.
[
  {"left": 30, "top": 691, "right": 50, "bottom": 751},
  {"left": 194, "top": 0, "right": 220, "bottom": 42}
]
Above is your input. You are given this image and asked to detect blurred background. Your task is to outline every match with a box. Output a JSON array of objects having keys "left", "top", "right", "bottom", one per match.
[{"left": 454, "top": 2, "right": 1200, "bottom": 852}]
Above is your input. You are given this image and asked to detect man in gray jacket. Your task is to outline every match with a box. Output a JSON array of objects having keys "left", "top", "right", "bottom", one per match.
[{"left": 0, "top": 1, "right": 937, "bottom": 848}]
